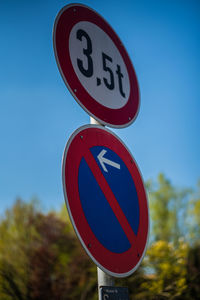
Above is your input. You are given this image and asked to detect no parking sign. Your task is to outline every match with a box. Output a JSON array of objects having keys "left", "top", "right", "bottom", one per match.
[{"left": 62, "top": 125, "right": 149, "bottom": 277}]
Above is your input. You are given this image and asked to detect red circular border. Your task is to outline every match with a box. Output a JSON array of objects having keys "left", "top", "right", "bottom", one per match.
[
  {"left": 62, "top": 126, "right": 149, "bottom": 277},
  {"left": 53, "top": 4, "right": 140, "bottom": 128}
]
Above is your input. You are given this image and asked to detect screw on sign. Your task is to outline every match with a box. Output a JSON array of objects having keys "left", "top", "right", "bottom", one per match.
[
  {"left": 53, "top": 4, "right": 140, "bottom": 128},
  {"left": 62, "top": 125, "right": 149, "bottom": 277}
]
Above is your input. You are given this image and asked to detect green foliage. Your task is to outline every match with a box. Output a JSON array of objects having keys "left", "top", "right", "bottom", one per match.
[
  {"left": 183, "top": 244, "right": 200, "bottom": 299},
  {"left": 188, "top": 180, "right": 200, "bottom": 244},
  {"left": 0, "top": 199, "right": 97, "bottom": 300},
  {"left": 147, "top": 174, "right": 191, "bottom": 245},
  {"left": 0, "top": 175, "right": 199, "bottom": 299},
  {"left": 0, "top": 198, "right": 39, "bottom": 300},
  {"left": 141, "top": 239, "right": 189, "bottom": 299},
  {"left": 143, "top": 174, "right": 200, "bottom": 299}
]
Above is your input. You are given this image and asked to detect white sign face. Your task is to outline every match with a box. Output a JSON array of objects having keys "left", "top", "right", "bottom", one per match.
[{"left": 69, "top": 21, "right": 130, "bottom": 109}]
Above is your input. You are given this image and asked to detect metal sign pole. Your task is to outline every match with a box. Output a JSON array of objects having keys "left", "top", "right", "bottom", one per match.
[
  {"left": 90, "top": 116, "right": 104, "bottom": 126},
  {"left": 97, "top": 267, "right": 115, "bottom": 300},
  {"left": 90, "top": 117, "right": 115, "bottom": 299}
]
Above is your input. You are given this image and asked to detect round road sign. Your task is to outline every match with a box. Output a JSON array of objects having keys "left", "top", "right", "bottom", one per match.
[
  {"left": 62, "top": 125, "right": 149, "bottom": 277},
  {"left": 53, "top": 4, "right": 140, "bottom": 128}
]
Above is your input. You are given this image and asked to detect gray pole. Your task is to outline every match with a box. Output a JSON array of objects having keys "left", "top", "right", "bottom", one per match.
[
  {"left": 97, "top": 267, "right": 115, "bottom": 299},
  {"left": 90, "top": 116, "right": 103, "bottom": 126},
  {"left": 90, "top": 117, "right": 115, "bottom": 299}
]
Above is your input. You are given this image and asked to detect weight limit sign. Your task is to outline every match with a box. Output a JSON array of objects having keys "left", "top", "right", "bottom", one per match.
[{"left": 53, "top": 4, "right": 140, "bottom": 128}]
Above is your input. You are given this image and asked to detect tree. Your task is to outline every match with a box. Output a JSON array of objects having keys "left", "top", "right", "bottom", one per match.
[
  {"left": 188, "top": 180, "right": 200, "bottom": 245},
  {"left": 0, "top": 199, "right": 97, "bottom": 300},
  {"left": 141, "top": 239, "right": 188, "bottom": 299},
  {"left": 29, "top": 212, "right": 97, "bottom": 300},
  {"left": 0, "top": 198, "right": 39, "bottom": 300},
  {"left": 184, "top": 244, "right": 200, "bottom": 299},
  {"left": 147, "top": 173, "right": 191, "bottom": 245},
  {"left": 142, "top": 175, "right": 200, "bottom": 299}
]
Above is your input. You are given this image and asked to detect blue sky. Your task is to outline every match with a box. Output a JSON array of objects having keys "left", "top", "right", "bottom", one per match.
[{"left": 0, "top": 0, "right": 199, "bottom": 214}]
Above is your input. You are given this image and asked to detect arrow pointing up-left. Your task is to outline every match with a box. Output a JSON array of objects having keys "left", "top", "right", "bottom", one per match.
[{"left": 97, "top": 149, "right": 121, "bottom": 173}]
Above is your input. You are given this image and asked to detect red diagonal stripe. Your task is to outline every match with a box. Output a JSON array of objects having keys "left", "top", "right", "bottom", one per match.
[{"left": 83, "top": 149, "right": 137, "bottom": 246}]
